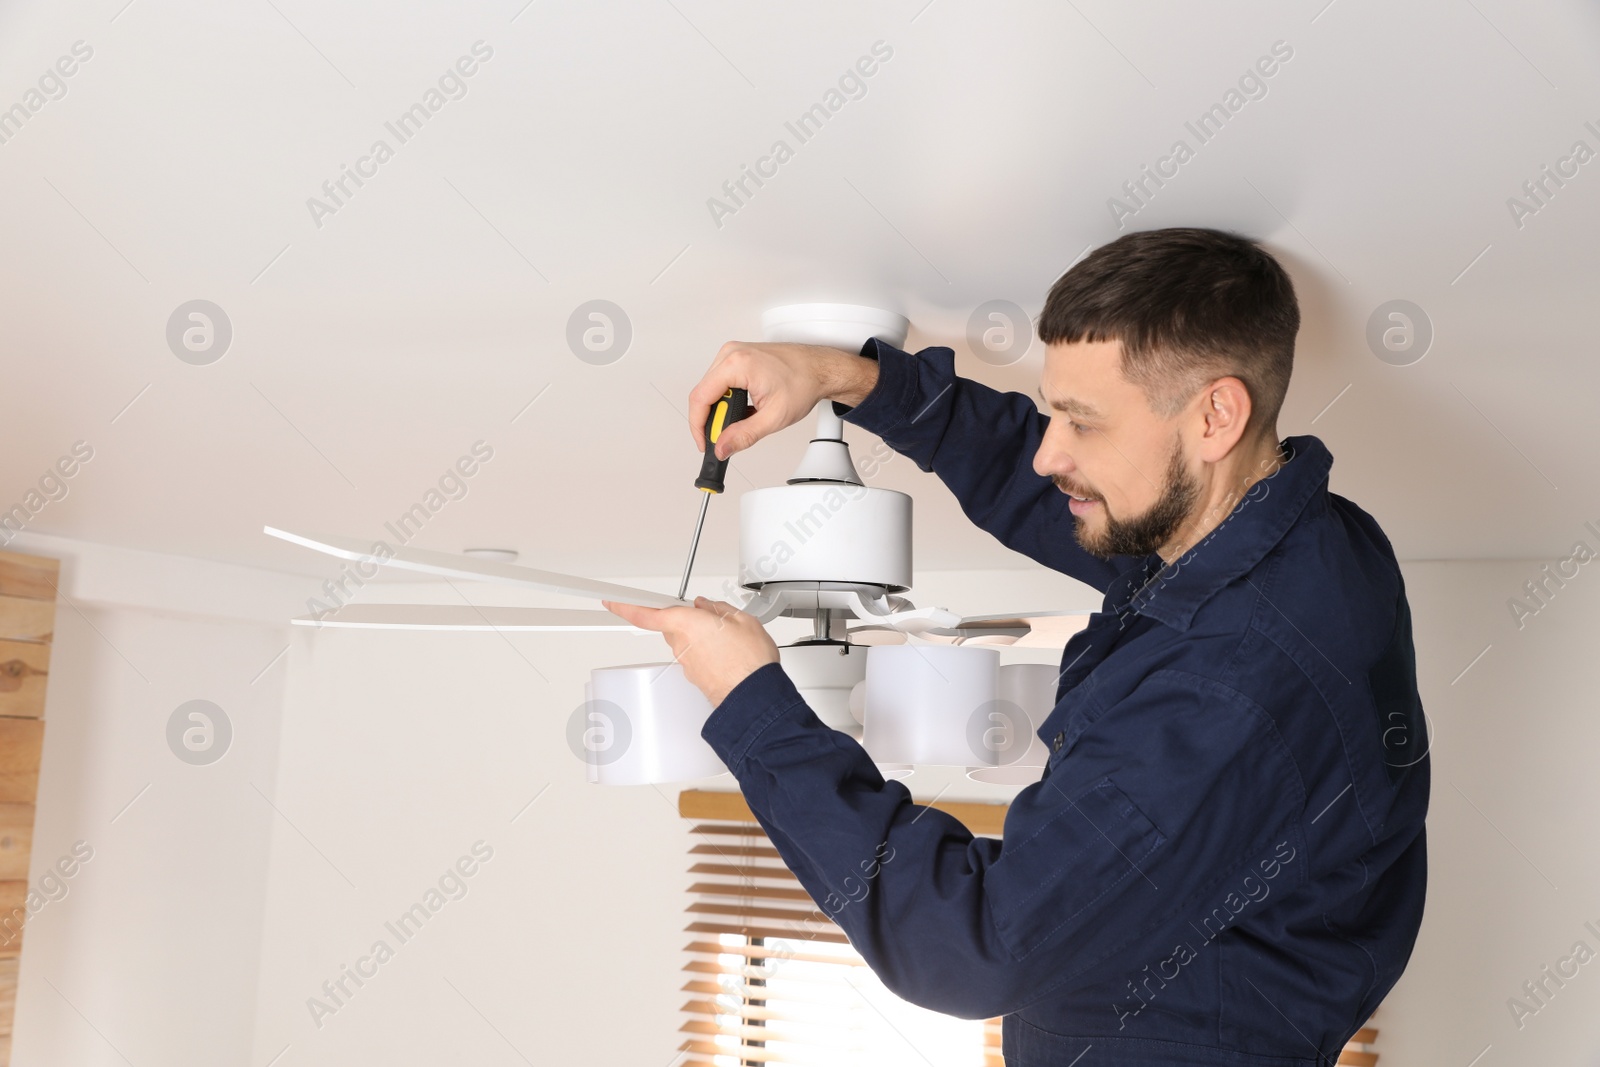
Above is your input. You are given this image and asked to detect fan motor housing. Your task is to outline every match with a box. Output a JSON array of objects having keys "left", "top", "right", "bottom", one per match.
[{"left": 738, "top": 482, "right": 911, "bottom": 592}]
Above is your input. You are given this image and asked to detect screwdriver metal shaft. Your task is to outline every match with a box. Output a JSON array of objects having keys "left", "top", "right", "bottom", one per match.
[{"left": 676, "top": 492, "right": 711, "bottom": 601}]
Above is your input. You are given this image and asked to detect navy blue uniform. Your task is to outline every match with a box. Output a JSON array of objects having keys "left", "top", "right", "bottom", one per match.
[{"left": 702, "top": 339, "right": 1429, "bottom": 1066}]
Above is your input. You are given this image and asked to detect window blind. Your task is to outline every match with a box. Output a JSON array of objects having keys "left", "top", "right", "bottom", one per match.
[
  {"left": 677, "top": 789, "right": 1005, "bottom": 1066},
  {"left": 1339, "top": 1015, "right": 1381, "bottom": 1066}
]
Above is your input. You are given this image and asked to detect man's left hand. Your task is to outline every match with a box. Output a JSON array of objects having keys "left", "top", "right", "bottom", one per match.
[{"left": 600, "top": 596, "right": 780, "bottom": 708}]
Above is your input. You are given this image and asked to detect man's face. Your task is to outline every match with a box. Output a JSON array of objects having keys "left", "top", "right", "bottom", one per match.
[{"left": 1031, "top": 339, "right": 1201, "bottom": 560}]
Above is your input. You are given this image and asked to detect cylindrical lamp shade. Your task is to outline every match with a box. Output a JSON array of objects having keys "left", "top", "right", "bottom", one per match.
[
  {"left": 848, "top": 679, "right": 914, "bottom": 780},
  {"left": 966, "top": 663, "right": 1057, "bottom": 784},
  {"left": 581, "top": 663, "right": 729, "bottom": 785},
  {"left": 779, "top": 642, "right": 867, "bottom": 736},
  {"left": 862, "top": 645, "right": 1001, "bottom": 767}
]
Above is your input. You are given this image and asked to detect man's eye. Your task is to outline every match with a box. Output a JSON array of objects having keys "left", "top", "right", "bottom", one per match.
[{"left": 1070, "top": 421, "right": 1090, "bottom": 435}]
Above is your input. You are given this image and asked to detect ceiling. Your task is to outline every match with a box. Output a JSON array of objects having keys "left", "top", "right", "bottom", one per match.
[{"left": 3, "top": 0, "right": 1597, "bottom": 588}]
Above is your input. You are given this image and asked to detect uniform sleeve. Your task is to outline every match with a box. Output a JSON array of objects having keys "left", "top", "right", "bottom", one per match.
[
  {"left": 701, "top": 660, "right": 1308, "bottom": 1020},
  {"left": 832, "top": 338, "right": 1127, "bottom": 593}
]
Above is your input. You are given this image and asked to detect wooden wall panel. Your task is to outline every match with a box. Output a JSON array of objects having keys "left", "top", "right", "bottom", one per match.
[
  {"left": 0, "top": 555, "right": 58, "bottom": 603},
  {"left": 0, "top": 551, "right": 56, "bottom": 1062},
  {"left": 0, "top": 600, "right": 52, "bottom": 646},
  {"left": 0, "top": 724, "right": 42, "bottom": 807},
  {"left": 0, "top": 958, "right": 14, "bottom": 1030},
  {"left": 0, "top": 808, "right": 32, "bottom": 882},
  {"left": 678, "top": 787, "right": 1008, "bottom": 837},
  {"left": 0, "top": 883, "right": 26, "bottom": 961},
  {"left": 0, "top": 642, "right": 49, "bottom": 720}
]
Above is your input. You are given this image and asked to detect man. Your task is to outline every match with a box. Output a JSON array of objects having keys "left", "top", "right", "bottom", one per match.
[{"left": 604, "top": 227, "right": 1429, "bottom": 1066}]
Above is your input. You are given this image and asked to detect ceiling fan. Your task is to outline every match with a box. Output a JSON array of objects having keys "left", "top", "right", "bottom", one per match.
[{"left": 264, "top": 304, "right": 1088, "bottom": 786}]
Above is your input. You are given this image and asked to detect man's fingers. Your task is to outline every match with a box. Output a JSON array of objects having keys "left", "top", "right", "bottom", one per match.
[
  {"left": 695, "top": 398, "right": 766, "bottom": 458},
  {"left": 712, "top": 407, "right": 776, "bottom": 460},
  {"left": 694, "top": 597, "right": 744, "bottom": 630},
  {"left": 601, "top": 599, "right": 659, "bottom": 630},
  {"left": 687, "top": 394, "right": 709, "bottom": 452},
  {"left": 697, "top": 600, "right": 728, "bottom": 632},
  {"left": 687, "top": 363, "right": 741, "bottom": 453},
  {"left": 607, "top": 599, "right": 726, "bottom": 640}
]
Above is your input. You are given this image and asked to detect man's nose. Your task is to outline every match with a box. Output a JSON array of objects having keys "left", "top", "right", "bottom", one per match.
[{"left": 1033, "top": 432, "right": 1070, "bottom": 480}]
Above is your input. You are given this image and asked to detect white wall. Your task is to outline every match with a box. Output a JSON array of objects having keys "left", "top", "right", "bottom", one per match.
[
  {"left": 5, "top": 531, "right": 1598, "bottom": 1065},
  {"left": 1380, "top": 560, "right": 1600, "bottom": 1064},
  {"left": 6, "top": 534, "right": 292, "bottom": 1067}
]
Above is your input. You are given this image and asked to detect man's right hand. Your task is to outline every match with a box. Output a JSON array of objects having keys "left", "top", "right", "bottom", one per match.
[{"left": 687, "top": 342, "right": 878, "bottom": 460}]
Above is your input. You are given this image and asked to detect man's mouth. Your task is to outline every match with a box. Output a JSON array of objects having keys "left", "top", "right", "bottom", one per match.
[{"left": 1058, "top": 481, "right": 1100, "bottom": 515}]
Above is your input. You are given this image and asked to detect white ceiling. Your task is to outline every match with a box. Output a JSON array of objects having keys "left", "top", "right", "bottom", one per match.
[{"left": 3, "top": 0, "right": 1597, "bottom": 587}]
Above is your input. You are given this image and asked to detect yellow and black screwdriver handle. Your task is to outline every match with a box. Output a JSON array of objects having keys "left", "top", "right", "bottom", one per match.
[{"left": 695, "top": 387, "right": 750, "bottom": 493}]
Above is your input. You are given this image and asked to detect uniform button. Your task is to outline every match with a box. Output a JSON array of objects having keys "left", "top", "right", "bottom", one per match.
[{"left": 1052, "top": 732, "right": 1065, "bottom": 753}]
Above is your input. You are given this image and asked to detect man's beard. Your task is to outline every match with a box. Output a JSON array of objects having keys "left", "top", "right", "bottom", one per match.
[{"left": 1063, "top": 435, "right": 1200, "bottom": 560}]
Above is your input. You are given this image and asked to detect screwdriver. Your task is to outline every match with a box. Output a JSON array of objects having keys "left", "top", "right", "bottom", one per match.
[{"left": 676, "top": 387, "right": 750, "bottom": 601}]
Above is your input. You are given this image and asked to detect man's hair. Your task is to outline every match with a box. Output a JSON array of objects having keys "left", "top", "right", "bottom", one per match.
[{"left": 1036, "top": 227, "right": 1298, "bottom": 440}]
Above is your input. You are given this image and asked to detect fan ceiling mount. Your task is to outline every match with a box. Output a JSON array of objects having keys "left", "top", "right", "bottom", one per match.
[{"left": 265, "top": 304, "right": 1087, "bottom": 784}]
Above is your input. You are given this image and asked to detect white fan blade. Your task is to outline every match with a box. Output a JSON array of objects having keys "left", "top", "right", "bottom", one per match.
[
  {"left": 264, "top": 526, "right": 684, "bottom": 608},
  {"left": 1010, "top": 613, "right": 1092, "bottom": 648},
  {"left": 854, "top": 604, "right": 964, "bottom": 635},
  {"left": 292, "top": 604, "right": 655, "bottom": 632},
  {"left": 844, "top": 625, "right": 909, "bottom": 645},
  {"left": 925, "top": 610, "right": 1092, "bottom": 648}
]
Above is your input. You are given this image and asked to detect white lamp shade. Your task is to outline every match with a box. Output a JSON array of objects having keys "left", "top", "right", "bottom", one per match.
[
  {"left": 846, "top": 679, "right": 913, "bottom": 780},
  {"left": 862, "top": 645, "right": 1001, "bottom": 767},
  {"left": 966, "top": 663, "right": 1058, "bottom": 784},
  {"left": 582, "top": 663, "right": 729, "bottom": 785},
  {"left": 779, "top": 642, "right": 867, "bottom": 736}
]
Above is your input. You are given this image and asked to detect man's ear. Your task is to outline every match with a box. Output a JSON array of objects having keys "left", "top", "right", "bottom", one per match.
[{"left": 1194, "top": 376, "right": 1253, "bottom": 463}]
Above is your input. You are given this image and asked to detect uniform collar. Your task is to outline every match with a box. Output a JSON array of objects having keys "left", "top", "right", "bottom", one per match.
[{"left": 1100, "top": 435, "right": 1334, "bottom": 632}]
